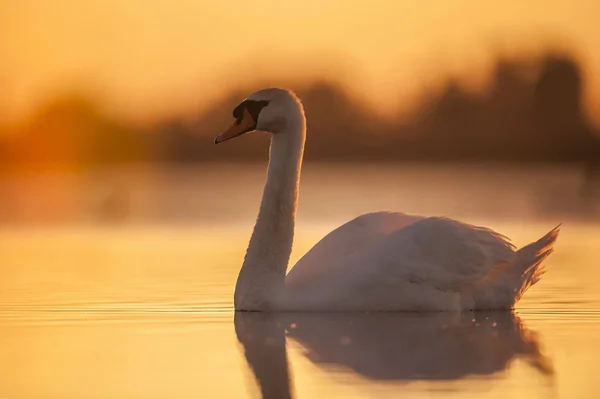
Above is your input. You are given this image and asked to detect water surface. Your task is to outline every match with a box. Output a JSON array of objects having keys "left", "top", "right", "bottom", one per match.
[{"left": 1, "top": 165, "right": 599, "bottom": 398}]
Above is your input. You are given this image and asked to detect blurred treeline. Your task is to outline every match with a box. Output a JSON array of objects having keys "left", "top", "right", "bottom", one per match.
[{"left": 1, "top": 50, "right": 599, "bottom": 172}]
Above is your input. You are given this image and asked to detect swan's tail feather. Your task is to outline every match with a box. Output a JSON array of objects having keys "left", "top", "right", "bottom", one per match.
[
  {"left": 472, "top": 224, "right": 560, "bottom": 309},
  {"left": 509, "top": 224, "right": 561, "bottom": 305},
  {"left": 519, "top": 224, "right": 561, "bottom": 285}
]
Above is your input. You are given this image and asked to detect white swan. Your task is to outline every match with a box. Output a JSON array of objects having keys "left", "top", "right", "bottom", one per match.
[{"left": 214, "top": 88, "right": 560, "bottom": 312}]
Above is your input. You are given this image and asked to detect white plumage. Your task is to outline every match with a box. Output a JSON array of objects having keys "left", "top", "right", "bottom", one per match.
[{"left": 214, "top": 88, "right": 560, "bottom": 312}]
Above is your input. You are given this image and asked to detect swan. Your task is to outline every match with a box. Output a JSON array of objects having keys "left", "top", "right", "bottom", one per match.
[{"left": 214, "top": 87, "right": 560, "bottom": 312}]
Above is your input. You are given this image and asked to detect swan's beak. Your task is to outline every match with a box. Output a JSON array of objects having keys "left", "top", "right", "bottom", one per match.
[{"left": 214, "top": 107, "right": 257, "bottom": 144}]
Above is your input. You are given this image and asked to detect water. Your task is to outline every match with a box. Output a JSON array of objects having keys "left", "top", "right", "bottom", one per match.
[{"left": 0, "top": 165, "right": 599, "bottom": 398}]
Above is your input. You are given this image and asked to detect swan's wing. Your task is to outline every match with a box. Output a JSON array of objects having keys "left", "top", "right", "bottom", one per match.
[
  {"left": 372, "top": 217, "right": 517, "bottom": 291},
  {"left": 286, "top": 212, "right": 425, "bottom": 286}
]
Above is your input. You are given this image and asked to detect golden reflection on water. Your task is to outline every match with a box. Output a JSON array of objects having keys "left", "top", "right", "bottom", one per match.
[{"left": 0, "top": 223, "right": 599, "bottom": 398}]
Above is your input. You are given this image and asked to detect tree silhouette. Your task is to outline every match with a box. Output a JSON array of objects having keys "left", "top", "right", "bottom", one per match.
[{"left": 0, "top": 49, "right": 598, "bottom": 168}]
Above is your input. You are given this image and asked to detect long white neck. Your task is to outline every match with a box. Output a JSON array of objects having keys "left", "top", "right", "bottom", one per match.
[{"left": 234, "top": 106, "right": 306, "bottom": 310}]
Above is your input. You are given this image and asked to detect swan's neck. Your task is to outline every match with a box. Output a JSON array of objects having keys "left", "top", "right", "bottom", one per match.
[{"left": 234, "top": 111, "right": 306, "bottom": 310}]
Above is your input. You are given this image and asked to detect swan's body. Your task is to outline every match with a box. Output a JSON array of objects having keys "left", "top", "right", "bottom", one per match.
[{"left": 214, "top": 88, "right": 560, "bottom": 312}]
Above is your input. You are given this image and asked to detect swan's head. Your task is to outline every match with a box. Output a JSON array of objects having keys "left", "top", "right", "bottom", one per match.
[{"left": 214, "top": 88, "right": 303, "bottom": 144}]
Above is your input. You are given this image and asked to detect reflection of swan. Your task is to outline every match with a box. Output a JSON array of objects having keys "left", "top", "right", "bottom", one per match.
[
  {"left": 235, "top": 312, "right": 552, "bottom": 398},
  {"left": 285, "top": 312, "right": 552, "bottom": 380},
  {"left": 235, "top": 312, "right": 293, "bottom": 399},
  {"left": 215, "top": 88, "right": 560, "bottom": 311}
]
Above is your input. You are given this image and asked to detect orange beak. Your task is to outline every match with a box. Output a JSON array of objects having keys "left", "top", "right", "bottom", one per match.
[{"left": 214, "top": 107, "right": 257, "bottom": 144}]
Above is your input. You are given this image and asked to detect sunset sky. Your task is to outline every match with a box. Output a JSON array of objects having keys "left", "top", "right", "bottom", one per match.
[{"left": 1, "top": 0, "right": 600, "bottom": 125}]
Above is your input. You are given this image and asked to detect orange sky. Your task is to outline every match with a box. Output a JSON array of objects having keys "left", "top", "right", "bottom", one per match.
[{"left": 1, "top": 0, "right": 600, "bottom": 125}]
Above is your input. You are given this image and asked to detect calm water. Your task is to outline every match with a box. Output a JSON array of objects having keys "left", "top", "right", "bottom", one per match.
[{"left": 1, "top": 165, "right": 599, "bottom": 398}]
